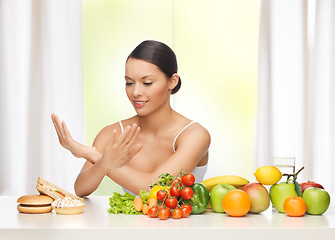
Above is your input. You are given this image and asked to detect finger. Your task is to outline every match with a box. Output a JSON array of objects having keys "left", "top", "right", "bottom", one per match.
[
  {"left": 51, "top": 114, "right": 65, "bottom": 142},
  {"left": 51, "top": 113, "right": 58, "bottom": 131},
  {"left": 108, "top": 129, "right": 117, "bottom": 146},
  {"left": 127, "top": 143, "right": 142, "bottom": 159},
  {"left": 54, "top": 115, "right": 65, "bottom": 139},
  {"left": 116, "top": 125, "right": 131, "bottom": 145},
  {"left": 126, "top": 126, "right": 141, "bottom": 150},
  {"left": 123, "top": 123, "right": 137, "bottom": 145},
  {"left": 62, "top": 121, "right": 73, "bottom": 140}
]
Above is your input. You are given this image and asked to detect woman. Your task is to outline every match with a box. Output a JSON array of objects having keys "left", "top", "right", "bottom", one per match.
[{"left": 52, "top": 40, "right": 210, "bottom": 197}]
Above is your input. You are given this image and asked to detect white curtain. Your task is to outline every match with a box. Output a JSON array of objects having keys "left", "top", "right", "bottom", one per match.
[
  {"left": 257, "top": 0, "right": 335, "bottom": 193},
  {"left": 0, "top": 0, "right": 84, "bottom": 195}
]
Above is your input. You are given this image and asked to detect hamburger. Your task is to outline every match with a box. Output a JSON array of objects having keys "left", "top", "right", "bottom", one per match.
[{"left": 17, "top": 195, "right": 53, "bottom": 214}]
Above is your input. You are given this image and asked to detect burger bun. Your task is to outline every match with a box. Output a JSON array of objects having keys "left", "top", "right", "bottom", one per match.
[{"left": 17, "top": 194, "right": 53, "bottom": 214}]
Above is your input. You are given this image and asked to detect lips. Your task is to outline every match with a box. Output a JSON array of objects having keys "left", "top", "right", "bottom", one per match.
[{"left": 133, "top": 100, "right": 148, "bottom": 108}]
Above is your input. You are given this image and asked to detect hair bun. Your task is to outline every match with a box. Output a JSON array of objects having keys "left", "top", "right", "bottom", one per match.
[{"left": 171, "top": 77, "right": 181, "bottom": 94}]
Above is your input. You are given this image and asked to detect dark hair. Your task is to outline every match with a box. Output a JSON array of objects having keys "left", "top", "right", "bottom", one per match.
[{"left": 127, "top": 40, "right": 181, "bottom": 94}]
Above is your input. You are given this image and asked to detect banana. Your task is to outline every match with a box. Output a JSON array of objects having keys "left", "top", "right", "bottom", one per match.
[{"left": 201, "top": 175, "right": 249, "bottom": 192}]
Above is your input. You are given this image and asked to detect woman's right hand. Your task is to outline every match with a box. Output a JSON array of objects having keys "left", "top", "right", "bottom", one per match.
[
  {"left": 100, "top": 123, "right": 142, "bottom": 171},
  {"left": 51, "top": 113, "right": 101, "bottom": 163}
]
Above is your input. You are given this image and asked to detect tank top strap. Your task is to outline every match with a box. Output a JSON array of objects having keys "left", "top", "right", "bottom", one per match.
[
  {"left": 119, "top": 121, "right": 124, "bottom": 133},
  {"left": 173, "top": 121, "right": 195, "bottom": 152}
]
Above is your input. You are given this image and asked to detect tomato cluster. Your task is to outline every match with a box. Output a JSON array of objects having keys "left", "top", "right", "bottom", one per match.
[{"left": 147, "top": 172, "right": 196, "bottom": 220}]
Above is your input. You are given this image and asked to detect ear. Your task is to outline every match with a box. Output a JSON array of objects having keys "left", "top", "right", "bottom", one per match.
[{"left": 168, "top": 73, "right": 179, "bottom": 91}]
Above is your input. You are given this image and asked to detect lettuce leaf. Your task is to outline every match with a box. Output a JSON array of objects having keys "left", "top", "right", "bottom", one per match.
[
  {"left": 107, "top": 192, "right": 141, "bottom": 215},
  {"left": 139, "top": 190, "right": 150, "bottom": 203}
]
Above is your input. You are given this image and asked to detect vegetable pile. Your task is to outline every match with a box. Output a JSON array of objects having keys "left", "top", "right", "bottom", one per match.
[
  {"left": 107, "top": 170, "right": 210, "bottom": 220},
  {"left": 146, "top": 171, "right": 197, "bottom": 220}
]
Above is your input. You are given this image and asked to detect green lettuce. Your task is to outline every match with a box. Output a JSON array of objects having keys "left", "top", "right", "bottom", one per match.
[
  {"left": 107, "top": 192, "right": 141, "bottom": 215},
  {"left": 139, "top": 189, "right": 150, "bottom": 203}
]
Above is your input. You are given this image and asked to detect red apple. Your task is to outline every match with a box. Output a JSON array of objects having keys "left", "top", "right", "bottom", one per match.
[
  {"left": 300, "top": 181, "right": 324, "bottom": 193},
  {"left": 242, "top": 183, "right": 270, "bottom": 213}
]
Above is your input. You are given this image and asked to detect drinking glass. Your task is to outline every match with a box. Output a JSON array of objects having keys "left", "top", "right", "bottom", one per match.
[{"left": 272, "top": 157, "right": 296, "bottom": 181}]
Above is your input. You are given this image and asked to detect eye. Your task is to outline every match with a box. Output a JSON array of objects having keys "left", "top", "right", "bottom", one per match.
[
  {"left": 125, "top": 82, "right": 134, "bottom": 86},
  {"left": 143, "top": 82, "right": 153, "bottom": 86}
]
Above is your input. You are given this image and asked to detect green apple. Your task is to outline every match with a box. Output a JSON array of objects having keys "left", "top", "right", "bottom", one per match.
[
  {"left": 302, "top": 187, "right": 331, "bottom": 215},
  {"left": 270, "top": 182, "right": 298, "bottom": 213},
  {"left": 210, "top": 184, "right": 235, "bottom": 213},
  {"left": 242, "top": 183, "right": 270, "bottom": 213}
]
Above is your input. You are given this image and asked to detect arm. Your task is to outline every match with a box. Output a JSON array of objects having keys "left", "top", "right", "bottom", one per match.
[
  {"left": 106, "top": 124, "right": 211, "bottom": 194},
  {"left": 74, "top": 124, "right": 142, "bottom": 197}
]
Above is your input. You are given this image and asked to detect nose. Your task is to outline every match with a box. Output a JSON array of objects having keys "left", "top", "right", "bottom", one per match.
[{"left": 132, "top": 83, "right": 143, "bottom": 97}]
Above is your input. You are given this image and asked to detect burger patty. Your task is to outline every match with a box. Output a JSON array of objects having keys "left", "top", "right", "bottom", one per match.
[{"left": 19, "top": 204, "right": 51, "bottom": 208}]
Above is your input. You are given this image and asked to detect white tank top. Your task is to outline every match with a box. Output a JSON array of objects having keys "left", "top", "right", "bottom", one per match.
[{"left": 119, "top": 121, "right": 208, "bottom": 195}]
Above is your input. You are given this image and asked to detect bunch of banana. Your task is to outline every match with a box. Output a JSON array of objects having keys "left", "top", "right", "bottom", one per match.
[{"left": 201, "top": 175, "right": 249, "bottom": 192}]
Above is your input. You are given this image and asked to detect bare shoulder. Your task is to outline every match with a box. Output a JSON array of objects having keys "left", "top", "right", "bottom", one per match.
[
  {"left": 177, "top": 122, "right": 211, "bottom": 148},
  {"left": 96, "top": 122, "right": 121, "bottom": 137},
  {"left": 92, "top": 122, "right": 122, "bottom": 152},
  {"left": 188, "top": 122, "right": 211, "bottom": 142},
  {"left": 92, "top": 116, "right": 138, "bottom": 152}
]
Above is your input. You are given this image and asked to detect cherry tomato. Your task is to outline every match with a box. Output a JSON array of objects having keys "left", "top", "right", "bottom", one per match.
[
  {"left": 181, "top": 204, "right": 192, "bottom": 211},
  {"left": 165, "top": 197, "right": 178, "bottom": 209},
  {"left": 148, "top": 206, "right": 159, "bottom": 218},
  {"left": 156, "top": 190, "right": 167, "bottom": 201},
  {"left": 170, "top": 178, "right": 182, "bottom": 187},
  {"left": 182, "top": 173, "right": 195, "bottom": 186},
  {"left": 171, "top": 207, "right": 182, "bottom": 219},
  {"left": 170, "top": 185, "right": 181, "bottom": 197},
  {"left": 181, "top": 204, "right": 192, "bottom": 218},
  {"left": 149, "top": 185, "right": 170, "bottom": 202},
  {"left": 158, "top": 208, "right": 171, "bottom": 220},
  {"left": 181, "top": 187, "right": 193, "bottom": 200}
]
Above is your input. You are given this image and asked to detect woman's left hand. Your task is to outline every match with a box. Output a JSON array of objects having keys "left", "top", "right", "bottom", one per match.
[{"left": 100, "top": 123, "right": 142, "bottom": 171}]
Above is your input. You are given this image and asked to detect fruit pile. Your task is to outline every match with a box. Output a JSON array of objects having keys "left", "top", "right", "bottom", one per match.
[
  {"left": 201, "top": 166, "right": 331, "bottom": 217},
  {"left": 271, "top": 176, "right": 330, "bottom": 216},
  {"left": 108, "top": 166, "right": 331, "bottom": 219}
]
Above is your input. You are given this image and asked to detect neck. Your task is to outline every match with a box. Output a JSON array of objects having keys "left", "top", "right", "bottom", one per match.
[{"left": 137, "top": 102, "right": 176, "bottom": 134}]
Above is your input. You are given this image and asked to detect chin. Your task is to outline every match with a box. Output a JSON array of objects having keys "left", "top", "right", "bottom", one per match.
[
  {"left": 133, "top": 103, "right": 163, "bottom": 117},
  {"left": 136, "top": 112, "right": 146, "bottom": 117},
  {"left": 134, "top": 109, "right": 149, "bottom": 117}
]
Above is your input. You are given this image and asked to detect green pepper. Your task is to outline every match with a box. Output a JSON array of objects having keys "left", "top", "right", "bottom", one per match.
[{"left": 190, "top": 183, "right": 210, "bottom": 214}]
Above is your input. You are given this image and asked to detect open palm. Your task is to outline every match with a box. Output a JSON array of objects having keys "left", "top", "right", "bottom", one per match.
[{"left": 51, "top": 113, "right": 100, "bottom": 163}]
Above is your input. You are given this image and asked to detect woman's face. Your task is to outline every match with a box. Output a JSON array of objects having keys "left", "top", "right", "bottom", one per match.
[{"left": 125, "top": 58, "right": 173, "bottom": 116}]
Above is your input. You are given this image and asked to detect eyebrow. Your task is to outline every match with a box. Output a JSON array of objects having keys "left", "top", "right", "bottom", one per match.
[{"left": 125, "top": 75, "right": 154, "bottom": 80}]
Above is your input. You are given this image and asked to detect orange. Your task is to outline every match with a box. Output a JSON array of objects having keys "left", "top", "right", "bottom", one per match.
[
  {"left": 222, "top": 189, "right": 251, "bottom": 217},
  {"left": 283, "top": 196, "right": 306, "bottom": 217}
]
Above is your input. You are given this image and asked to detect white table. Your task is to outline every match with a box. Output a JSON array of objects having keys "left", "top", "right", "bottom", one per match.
[{"left": 1, "top": 196, "right": 334, "bottom": 240}]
